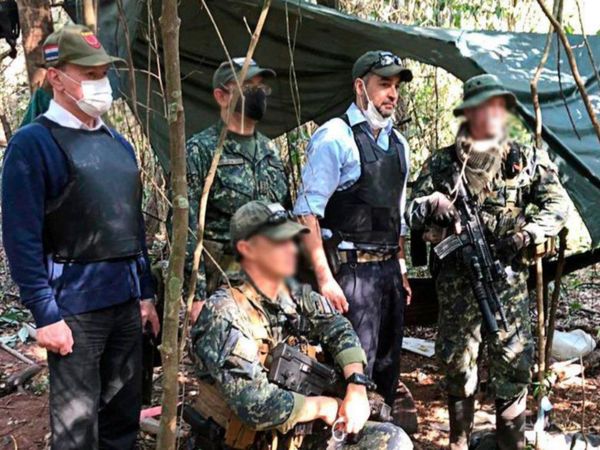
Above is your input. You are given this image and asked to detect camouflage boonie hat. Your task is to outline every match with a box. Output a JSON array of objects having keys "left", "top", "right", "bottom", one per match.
[
  {"left": 212, "top": 57, "right": 276, "bottom": 89},
  {"left": 42, "top": 24, "right": 125, "bottom": 67},
  {"left": 230, "top": 201, "right": 308, "bottom": 246},
  {"left": 352, "top": 50, "right": 413, "bottom": 82},
  {"left": 453, "top": 74, "right": 517, "bottom": 116}
]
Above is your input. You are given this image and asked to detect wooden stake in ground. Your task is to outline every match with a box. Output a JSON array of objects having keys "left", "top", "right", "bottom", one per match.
[
  {"left": 82, "top": 0, "right": 98, "bottom": 33},
  {"left": 536, "top": 0, "right": 600, "bottom": 144},
  {"left": 16, "top": 0, "right": 53, "bottom": 93},
  {"left": 156, "top": 0, "right": 189, "bottom": 447},
  {"left": 534, "top": 252, "right": 546, "bottom": 450}
]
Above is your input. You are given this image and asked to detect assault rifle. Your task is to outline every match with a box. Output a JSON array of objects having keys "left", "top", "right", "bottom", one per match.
[
  {"left": 268, "top": 343, "right": 392, "bottom": 428},
  {"left": 433, "top": 181, "right": 509, "bottom": 334}
]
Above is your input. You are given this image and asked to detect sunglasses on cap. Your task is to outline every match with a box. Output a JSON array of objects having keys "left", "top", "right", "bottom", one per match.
[{"left": 369, "top": 52, "right": 403, "bottom": 71}]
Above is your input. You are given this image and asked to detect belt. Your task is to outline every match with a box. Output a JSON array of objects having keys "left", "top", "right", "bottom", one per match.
[{"left": 339, "top": 250, "right": 396, "bottom": 264}]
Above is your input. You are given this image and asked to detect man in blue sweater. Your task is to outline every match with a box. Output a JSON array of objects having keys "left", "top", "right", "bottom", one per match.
[{"left": 2, "top": 24, "right": 159, "bottom": 449}]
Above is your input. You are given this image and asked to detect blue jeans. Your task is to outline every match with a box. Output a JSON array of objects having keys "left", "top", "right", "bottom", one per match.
[
  {"left": 47, "top": 300, "right": 142, "bottom": 450},
  {"left": 336, "top": 258, "right": 406, "bottom": 405}
]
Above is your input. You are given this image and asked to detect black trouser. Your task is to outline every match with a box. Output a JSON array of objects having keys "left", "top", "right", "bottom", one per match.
[
  {"left": 336, "top": 258, "right": 406, "bottom": 405},
  {"left": 47, "top": 300, "right": 142, "bottom": 450}
]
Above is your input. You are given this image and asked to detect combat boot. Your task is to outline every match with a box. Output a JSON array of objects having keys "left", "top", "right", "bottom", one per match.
[
  {"left": 391, "top": 380, "right": 418, "bottom": 435},
  {"left": 448, "top": 395, "right": 475, "bottom": 450},
  {"left": 495, "top": 391, "right": 527, "bottom": 450}
]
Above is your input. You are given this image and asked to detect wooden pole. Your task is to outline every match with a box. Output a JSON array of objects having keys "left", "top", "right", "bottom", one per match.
[
  {"left": 156, "top": 0, "right": 188, "bottom": 446},
  {"left": 544, "top": 228, "right": 568, "bottom": 369},
  {"left": 535, "top": 252, "right": 546, "bottom": 450},
  {"left": 16, "top": 0, "right": 53, "bottom": 93}
]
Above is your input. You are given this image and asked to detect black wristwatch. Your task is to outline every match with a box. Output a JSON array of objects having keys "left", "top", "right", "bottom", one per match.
[{"left": 346, "top": 373, "right": 377, "bottom": 391}]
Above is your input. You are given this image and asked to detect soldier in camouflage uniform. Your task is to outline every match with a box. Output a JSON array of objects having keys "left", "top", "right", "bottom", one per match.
[
  {"left": 192, "top": 201, "right": 412, "bottom": 449},
  {"left": 406, "top": 74, "right": 569, "bottom": 450},
  {"left": 186, "top": 58, "right": 290, "bottom": 322}
]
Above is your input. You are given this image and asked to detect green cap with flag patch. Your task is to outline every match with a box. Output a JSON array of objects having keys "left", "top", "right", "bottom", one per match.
[
  {"left": 230, "top": 201, "right": 308, "bottom": 247},
  {"left": 212, "top": 57, "right": 276, "bottom": 89},
  {"left": 42, "top": 24, "right": 125, "bottom": 67}
]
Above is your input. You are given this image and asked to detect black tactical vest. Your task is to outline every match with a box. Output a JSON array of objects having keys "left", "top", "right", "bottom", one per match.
[
  {"left": 37, "top": 116, "right": 142, "bottom": 262},
  {"left": 320, "top": 116, "right": 407, "bottom": 249}
]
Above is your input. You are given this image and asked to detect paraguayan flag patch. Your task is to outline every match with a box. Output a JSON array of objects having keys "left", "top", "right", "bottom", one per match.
[{"left": 44, "top": 44, "right": 59, "bottom": 62}]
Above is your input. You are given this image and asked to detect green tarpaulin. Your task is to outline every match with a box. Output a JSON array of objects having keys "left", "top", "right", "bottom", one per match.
[{"left": 90, "top": 0, "right": 600, "bottom": 245}]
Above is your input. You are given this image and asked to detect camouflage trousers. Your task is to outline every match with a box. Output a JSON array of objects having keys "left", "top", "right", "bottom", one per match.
[
  {"left": 434, "top": 264, "right": 534, "bottom": 400},
  {"left": 298, "top": 421, "right": 412, "bottom": 450}
]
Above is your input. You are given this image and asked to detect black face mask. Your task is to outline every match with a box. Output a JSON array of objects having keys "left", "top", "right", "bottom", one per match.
[{"left": 234, "top": 86, "right": 268, "bottom": 121}]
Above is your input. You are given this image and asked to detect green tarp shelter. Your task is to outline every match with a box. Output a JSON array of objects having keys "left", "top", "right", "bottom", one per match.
[{"left": 88, "top": 0, "right": 600, "bottom": 245}]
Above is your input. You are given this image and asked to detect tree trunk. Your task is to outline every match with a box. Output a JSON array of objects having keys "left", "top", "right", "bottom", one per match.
[
  {"left": 156, "top": 0, "right": 188, "bottom": 447},
  {"left": 82, "top": 0, "right": 98, "bottom": 33},
  {"left": 17, "top": 0, "right": 53, "bottom": 93}
]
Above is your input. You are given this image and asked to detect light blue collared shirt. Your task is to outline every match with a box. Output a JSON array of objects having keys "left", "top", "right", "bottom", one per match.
[{"left": 293, "top": 103, "right": 411, "bottom": 243}]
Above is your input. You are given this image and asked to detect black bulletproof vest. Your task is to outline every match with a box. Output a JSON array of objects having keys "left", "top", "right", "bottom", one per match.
[
  {"left": 320, "top": 116, "right": 407, "bottom": 249},
  {"left": 37, "top": 116, "right": 142, "bottom": 262}
]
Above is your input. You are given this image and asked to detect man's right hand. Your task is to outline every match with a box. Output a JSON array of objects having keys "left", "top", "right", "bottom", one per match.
[
  {"left": 319, "top": 277, "right": 349, "bottom": 313},
  {"left": 37, "top": 320, "right": 74, "bottom": 356},
  {"left": 317, "top": 396, "right": 342, "bottom": 426}
]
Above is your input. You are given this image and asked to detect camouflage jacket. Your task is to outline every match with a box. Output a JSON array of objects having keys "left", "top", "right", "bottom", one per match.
[
  {"left": 191, "top": 273, "right": 366, "bottom": 433},
  {"left": 407, "top": 141, "right": 569, "bottom": 266},
  {"left": 185, "top": 122, "right": 291, "bottom": 299}
]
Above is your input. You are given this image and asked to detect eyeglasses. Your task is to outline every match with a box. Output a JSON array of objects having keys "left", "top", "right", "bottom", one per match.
[
  {"left": 220, "top": 83, "right": 272, "bottom": 96},
  {"left": 370, "top": 52, "right": 402, "bottom": 71},
  {"left": 265, "top": 209, "right": 292, "bottom": 225}
]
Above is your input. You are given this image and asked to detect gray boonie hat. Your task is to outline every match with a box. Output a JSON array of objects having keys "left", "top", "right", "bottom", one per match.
[
  {"left": 212, "top": 57, "right": 276, "bottom": 89},
  {"left": 42, "top": 24, "right": 125, "bottom": 67},
  {"left": 453, "top": 74, "right": 517, "bottom": 116},
  {"left": 352, "top": 50, "right": 413, "bottom": 82},
  {"left": 230, "top": 201, "right": 308, "bottom": 247}
]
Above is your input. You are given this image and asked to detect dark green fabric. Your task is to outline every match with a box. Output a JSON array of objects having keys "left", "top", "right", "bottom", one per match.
[
  {"left": 19, "top": 88, "right": 52, "bottom": 127},
  {"left": 87, "top": 0, "right": 600, "bottom": 245}
]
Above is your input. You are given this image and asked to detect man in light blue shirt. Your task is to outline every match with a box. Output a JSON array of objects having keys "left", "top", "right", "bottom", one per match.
[{"left": 294, "top": 51, "right": 416, "bottom": 432}]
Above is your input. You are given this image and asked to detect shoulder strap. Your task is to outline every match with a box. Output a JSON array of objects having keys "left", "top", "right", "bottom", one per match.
[
  {"left": 390, "top": 129, "right": 407, "bottom": 175},
  {"left": 340, "top": 114, "right": 378, "bottom": 163}
]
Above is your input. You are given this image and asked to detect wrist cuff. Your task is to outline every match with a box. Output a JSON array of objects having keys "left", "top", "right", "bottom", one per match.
[{"left": 277, "top": 392, "right": 306, "bottom": 434}]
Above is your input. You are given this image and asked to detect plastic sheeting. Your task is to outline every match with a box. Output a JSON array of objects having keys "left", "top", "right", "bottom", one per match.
[{"left": 92, "top": 0, "right": 600, "bottom": 244}]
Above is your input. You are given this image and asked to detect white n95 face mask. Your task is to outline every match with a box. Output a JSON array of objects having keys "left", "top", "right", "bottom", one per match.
[
  {"left": 61, "top": 72, "right": 114, "bottom": 118},
  {"left": 360, "top": 79, "right": 392, "bottom": 130}
]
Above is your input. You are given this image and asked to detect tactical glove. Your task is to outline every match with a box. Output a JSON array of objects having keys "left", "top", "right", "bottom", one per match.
[
  {"left": 495, "top": 231, "right": 531, "bottom": 261},
  {"left": 427, "top": 192, "right": 458, "bottom": 227}
]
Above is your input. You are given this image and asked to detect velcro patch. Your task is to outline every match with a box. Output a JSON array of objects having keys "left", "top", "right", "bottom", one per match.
[
  {"left": 44, "top": 44, "right": 59, "bottom": 62},
  {"left": 231, "top": 335, "right": 259, "bottom": 362},
  {"left": 81, "top": 31, "right": 101, "bottom": 49},
  {"left": 218, "top": 158, "right": 245, "bottom": 167}
]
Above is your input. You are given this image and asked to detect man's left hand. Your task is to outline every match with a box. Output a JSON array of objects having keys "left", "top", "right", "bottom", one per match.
[
  {"left": 339, "top": 383, "right": 370, "bottom": 434},
  {"left": 140, "top": 300, "right": 160, "bottom": 336},
  {"left": 402, "top": 274, "right": 412, "bottom": 306}
]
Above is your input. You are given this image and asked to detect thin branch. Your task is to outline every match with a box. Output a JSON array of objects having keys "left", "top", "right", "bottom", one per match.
[
  {"left": 530, "top": 24, "right": 553, "bottom": 148},
  {"left": 556, "top": 34, "right": 582, "bottom": 140},
  {"left": 574, "top": 0, "right": 600, "bottom": 90},
  {"left": 536, "top": 0, "right": 600, "bottom": 143},
  {"left": 180, "top": 0, "right": 274, "bottom": 346}
]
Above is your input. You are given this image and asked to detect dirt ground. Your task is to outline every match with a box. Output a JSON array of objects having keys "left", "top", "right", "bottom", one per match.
[{"left": 1, "top": 266, "right": 599, "bottom": 449}]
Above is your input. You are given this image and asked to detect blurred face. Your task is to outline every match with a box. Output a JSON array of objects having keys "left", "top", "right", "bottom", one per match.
[
  {"left": 236, "top": 235, "right": 298, "bottom": 279},
  {"left": 464, "top": 96, "right": 509, "bottom": 140},
  {"left": 355, "top": 73, "right": 401, "bottom": 117},
  {"left": 47, "top": 63, "right": 109, "bottom": 106}
]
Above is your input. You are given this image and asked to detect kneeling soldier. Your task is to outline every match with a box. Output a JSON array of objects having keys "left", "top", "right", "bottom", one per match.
[
  {"left": 406, "top": 74, "right": 569, "bottom": 449},
  {"left": 191, "top": 201, "right": 412, "bottom": 449}
]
